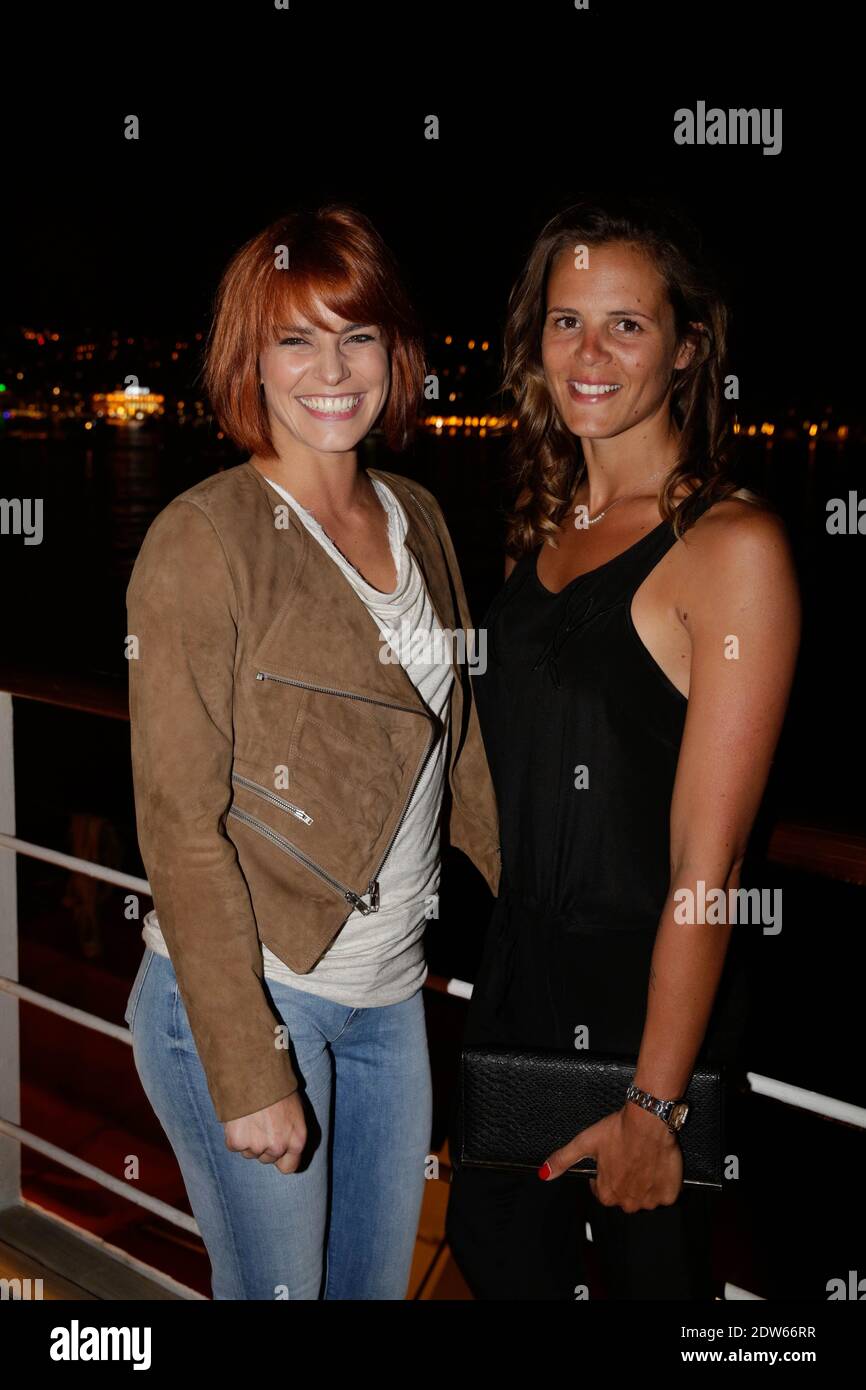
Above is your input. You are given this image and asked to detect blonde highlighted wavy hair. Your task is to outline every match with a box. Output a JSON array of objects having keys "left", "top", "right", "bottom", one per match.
[{"left": 502, "top": 194, "right": 747, "bottom": 558}]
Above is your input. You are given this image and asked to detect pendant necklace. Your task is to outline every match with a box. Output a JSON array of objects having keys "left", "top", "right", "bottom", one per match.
[{"left": 574, "top": 467, "right": 666, "bottom": 527}]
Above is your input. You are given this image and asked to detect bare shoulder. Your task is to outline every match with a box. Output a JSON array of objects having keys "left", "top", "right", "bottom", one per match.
[
  {"left": 680, "top": 493, "right": 794, "bottom": 578},
  {"left": 670, "top": 493, "right": 800, "bottom": 643}
]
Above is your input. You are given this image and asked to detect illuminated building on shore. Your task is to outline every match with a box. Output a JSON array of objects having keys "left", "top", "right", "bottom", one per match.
[{"left": 91, "top": 385, "right": 165, "bottom": 423}]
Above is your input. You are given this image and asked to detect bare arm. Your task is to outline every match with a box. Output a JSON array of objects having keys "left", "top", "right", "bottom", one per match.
[
  {"left": 542, "top": 504, "right": 800, "bottom": 1204},
  {"left": 634, "top": 505, "right": 801, "bottom": 1100}
]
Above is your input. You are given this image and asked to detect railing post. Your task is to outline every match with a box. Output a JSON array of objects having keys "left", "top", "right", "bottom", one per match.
[{"left": 0, "top": 690, "right": 21, "bottom": 1211}]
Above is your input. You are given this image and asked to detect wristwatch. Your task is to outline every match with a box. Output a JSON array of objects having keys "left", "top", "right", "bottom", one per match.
[{"left": 626, "top": 1082, "right": 690, "bottom": 1134}]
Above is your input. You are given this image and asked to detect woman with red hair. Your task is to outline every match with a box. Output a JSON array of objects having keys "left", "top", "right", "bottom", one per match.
[{"left": 124, "top": 206, "right": 502, "bottom": 1299}]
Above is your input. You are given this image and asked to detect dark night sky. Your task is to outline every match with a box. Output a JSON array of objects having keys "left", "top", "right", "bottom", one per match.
[{"left": 3, "top": 26, "right": 861, "bottom": 418}]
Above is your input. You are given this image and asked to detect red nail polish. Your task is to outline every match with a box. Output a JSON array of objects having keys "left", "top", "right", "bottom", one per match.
[{"left": 538, "top": 1161, "right": 551, "bottom": 1180}]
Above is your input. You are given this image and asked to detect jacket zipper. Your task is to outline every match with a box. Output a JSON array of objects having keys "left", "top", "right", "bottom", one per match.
[
  {"left": 406, "top": 489, "right": 437, "bottom": 535},
  {"left": 254, "top": 668, "right": 435, "bottom": 909},
  {"left": 226, "top": 804, "right": 378, "bottom": 915},
  {"left": 404, "top": 493, "right": 501, "bottom": 865},
  {"left": 363, "top": 717, "right": 436, "bottom": 910},
  {"left": 231, "top": 770, "right": 313, "bottom": 825},
  {"left": 256, "top": 667, "right": 423, "bottom": 716}
]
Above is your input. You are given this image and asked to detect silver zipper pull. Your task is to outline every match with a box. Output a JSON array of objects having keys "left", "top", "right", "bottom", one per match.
[
  {"left": 346, "top": 890, "right": 373, "bottom": 916},
  {"left": 367, "top": 879, "right": 380, "bottom": 912}
]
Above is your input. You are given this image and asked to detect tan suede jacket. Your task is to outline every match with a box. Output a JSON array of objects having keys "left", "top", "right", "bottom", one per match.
[{"left": 126, "top": 460, "right": 501, "bottom": 1122}]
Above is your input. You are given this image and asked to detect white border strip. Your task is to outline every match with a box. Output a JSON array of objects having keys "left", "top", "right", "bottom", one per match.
[
  {"left": 0, "top": 976, "right": 132, "bottom": 1044},
  {"left": 19, "top": 1197, "right": 206, "bottom": 1300},
  {"left": 746, "top": 1072, "right": 866, "bottom": 1127},
  {"left": 444, "top": 977, "right": 866, "bottom": 1129},
  {"left": 0, "top": 1118, "right": 199, "bottom": 1235},
  {"left": 724, "top": 1281, "right": 765, "bottom": 1300},
  {"left": 0, "top": 832, "right": 150, "bottom": 894}
]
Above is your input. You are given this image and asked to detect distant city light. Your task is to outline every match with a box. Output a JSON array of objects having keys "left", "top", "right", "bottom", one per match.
[
  {"left": 91, "top": 388, "right": 165, "bottom": 423},
  {"left": 2, "top": 322, "right": 858, "bottom": 449}
]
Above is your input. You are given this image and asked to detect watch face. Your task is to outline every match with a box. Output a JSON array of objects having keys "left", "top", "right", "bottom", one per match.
[{"left": 670, "top": 1102, "right": 689, "bottom": 1131}]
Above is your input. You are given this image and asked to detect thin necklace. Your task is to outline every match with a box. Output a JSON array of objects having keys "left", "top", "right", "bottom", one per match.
[{"left": 573, "top": 468, "right": 666, "bottom": 527}]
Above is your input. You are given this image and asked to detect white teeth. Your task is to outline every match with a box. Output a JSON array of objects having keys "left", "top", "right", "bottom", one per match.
[
  {"left": 571, "top": 383, "right": 621, "bottom": 395},
  {"left": 297, "top": 394, "right": 362, "bottom": 412}
]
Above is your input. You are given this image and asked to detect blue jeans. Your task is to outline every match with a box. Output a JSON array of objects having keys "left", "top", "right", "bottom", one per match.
[{"left": 124, "top": 946, "right": 433, "bottom": 1299}]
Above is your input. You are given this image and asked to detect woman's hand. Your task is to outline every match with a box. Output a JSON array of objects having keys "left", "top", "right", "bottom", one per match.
[
  {"left": 224, "top": 1092, "right": 308, "bottom": 1175},
  {"left": 538, "top": 1102, "right": 683, "bottom": 1212}
]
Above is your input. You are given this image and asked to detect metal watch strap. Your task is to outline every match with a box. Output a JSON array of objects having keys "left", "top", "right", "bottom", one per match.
[{"left": 626, "top": 1082, "right": 684, "bottom": 1132}]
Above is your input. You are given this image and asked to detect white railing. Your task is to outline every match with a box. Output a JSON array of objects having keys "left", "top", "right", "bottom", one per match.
[
  {"left": 1, "top": 682, "right": 864, "bottom": 1302},
  {"left": 0, "top": 687, "right": 201, "bottom": 1298}
]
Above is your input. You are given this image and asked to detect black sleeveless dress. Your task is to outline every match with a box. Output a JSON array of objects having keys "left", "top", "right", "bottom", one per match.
[{"left": 446, "top": 499, "right": 750, "bottom": 1300}]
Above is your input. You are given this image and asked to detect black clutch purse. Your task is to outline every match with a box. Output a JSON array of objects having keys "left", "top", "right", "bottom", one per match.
[{"left": 455, "top": 1046, "right": 725, "bottom": 1190}]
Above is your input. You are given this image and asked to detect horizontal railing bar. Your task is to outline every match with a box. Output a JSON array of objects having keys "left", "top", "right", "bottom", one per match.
[
  {"left": 0, "top": 977, "right": 132, "bottom": 1044},
  {"left": 5, "top": 968, "right": 864, "bottom": 1129},
  {"left": 5, "top": 817, "right": 865, "bottom": 894},
  {"left": 0, "top": 1118, "right": 200, "bottom": 1235},
  {"left": 0, "top": 670, "right": 128, "bottom": 721},
  {"left": 3, "top": 670, "right": 866, "bottom": 886},
  {"left": 18, "top": 1197, "right": 207, "bottom": 1300},
  {"left": 744, "top": 1072, "right": 866, "bottom": 1127},
  {"left": 0, "top": 832, "right": 150, "bottom": 895},
  {"left": 767, "top": 820, "right": 866, "bottom": 887}
]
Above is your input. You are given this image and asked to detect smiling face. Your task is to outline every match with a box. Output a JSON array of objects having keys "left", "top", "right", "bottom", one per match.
[
  {"left": 258, "top": 296, "right": 391, "bottom": 456},
  {"left": 541, "top": 239, "right": 697, "bottom": 444}
]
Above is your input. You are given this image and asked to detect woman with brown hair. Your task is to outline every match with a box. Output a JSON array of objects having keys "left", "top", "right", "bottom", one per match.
[
  {"left": 446, "top": 193, "right": 800, "bottom": 1299},
  {"left": 123, "top": 205, "right": 501, "bottom": 1299}
]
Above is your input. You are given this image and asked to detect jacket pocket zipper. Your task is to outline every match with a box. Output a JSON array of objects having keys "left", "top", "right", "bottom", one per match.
[
  {"left": 256, "top": 667, "right": 423, "bottom": 716},
  {"left": 226, "top": 804, "right": 378, "bottom": 915},
  {"left": 231, "top": 770, "right": 313, "bottom": 825}
]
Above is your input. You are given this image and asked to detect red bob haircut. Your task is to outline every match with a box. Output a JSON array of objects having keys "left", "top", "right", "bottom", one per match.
[{"left": 203, "top": 204, "right": 426, "bottom": 458}]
